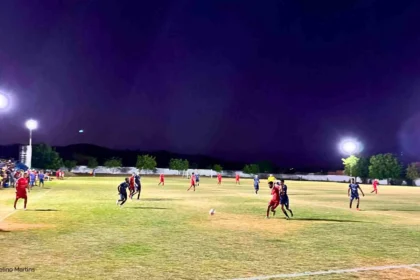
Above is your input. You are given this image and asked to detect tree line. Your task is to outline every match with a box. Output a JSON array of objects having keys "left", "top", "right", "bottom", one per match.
[{"left": 342, "top": 153, "right": 420, "bottom": 185}]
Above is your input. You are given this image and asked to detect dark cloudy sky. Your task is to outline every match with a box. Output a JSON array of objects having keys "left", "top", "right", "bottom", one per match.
[{"left": 1, "top": 0, "right": 420, "bottom": 168}]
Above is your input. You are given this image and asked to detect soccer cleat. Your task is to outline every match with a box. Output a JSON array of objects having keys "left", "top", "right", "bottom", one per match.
[
  {"left": 24, "top": 208, "right": 27, "bottom": 211},
  {"left": 356, "top": 208, "right": 361, "bottom": 211},
  {"left": 272, "top": 210, "right": 276, "bottom": 216},
  {"left": 116, "top": 200, "right": 119, "bottom": 205},
  {"left": 266, "top": 216, "right": 270, "bottom": 219}
]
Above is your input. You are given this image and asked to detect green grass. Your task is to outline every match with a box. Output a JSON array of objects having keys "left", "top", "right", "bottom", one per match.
[{"left": 0, "top": 177, "right": 419, "bottom": 280}]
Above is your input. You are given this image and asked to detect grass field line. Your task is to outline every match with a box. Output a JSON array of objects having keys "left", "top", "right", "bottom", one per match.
[
  {"left": 407, "top": 267, "right": 420, "bottom": 273},
  {"left": 0, "top": 189, "right": 52, "bottom": 222},
  {"left": 230, "top": 264, "right": 420, "bottom": 280}
]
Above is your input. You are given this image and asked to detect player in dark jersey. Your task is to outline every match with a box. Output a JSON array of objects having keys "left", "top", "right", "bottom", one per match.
[
  {"left": 279, "top": 180, "right": 293, "bottom": 219},
  {"left": 131, "top": 173, "right": 142, "bottom": 200},
  {"left": 253, "top": 175, "right": 260, "bottom": 194},
  {"left": 348, "top": 178, "right": 365, "bottom": 210},
  {"left": 116, "top": 178, "right": 129, "bottom": 207},
  {"left": 195, "top": 173, "right": 200, "bottom": 186}
]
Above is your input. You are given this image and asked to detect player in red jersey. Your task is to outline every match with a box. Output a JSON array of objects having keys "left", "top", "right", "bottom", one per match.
[
  {"left": 187, "top": 172, "right": 196, "bottom": 191},
  {"left": 371, "top": 179, "right": 378, "bottom": 194},
  {"left": 14, "top": 173, "right": 29, "bottom": 210},
  {"left": 266, "top": 181, "right": 280, "bottom": 218},
  {"left": 129, "top": 174, "right": 135, "bottom": 199},
  {"left": 158, "top": 174, "right": 164, "bottom": 186},
  {"left": 217, "top": 173, "right": 222, "bottom": 185},
  {"left": 235, "top": 173, "right": 240, "bottom": 185}
]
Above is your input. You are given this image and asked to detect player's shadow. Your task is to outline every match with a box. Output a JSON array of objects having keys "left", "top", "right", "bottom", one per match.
[
  {"left": 140, "top": 198, "right": 179, "bottom": 201},
  {"left": 27, "top": 209, "right": 59, "bottom": 212},
  {"left": 0, "top": 229, "right": 10, "bottom": 233},
  {"left": 131, "top": 207, "right": 168, "bottom": 210},
  {"left": 293, "top": 218, "right": 366, "bottom": 223}
]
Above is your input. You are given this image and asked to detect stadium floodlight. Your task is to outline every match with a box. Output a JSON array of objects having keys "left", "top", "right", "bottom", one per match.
[
  {"left": 339, "top": 138, "right": 361, "bottom": 156},
  {"left": 0, "top": 92, "right": 9, "bottom": 109},
  {"left": 25, "top": 119, "right": 38, "bottom": 168}
]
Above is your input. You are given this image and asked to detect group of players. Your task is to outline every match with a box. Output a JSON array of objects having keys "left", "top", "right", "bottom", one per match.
[{"left": 116, "top": 171, "right": 380, "bottom": 218}]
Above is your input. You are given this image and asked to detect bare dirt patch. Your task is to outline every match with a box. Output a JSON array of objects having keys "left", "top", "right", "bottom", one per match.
[{"left": 0, "top": 221, "right": 54, "bottom": 231}]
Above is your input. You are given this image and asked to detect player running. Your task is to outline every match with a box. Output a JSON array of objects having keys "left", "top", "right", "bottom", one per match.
[
  {"left": 195, "top": 173, "right": 200, "bottom": 186},
  {"left": 266, "top": 181, "right": 280, "bottom": 219},
  {"left": 187, "top": 172, "right": 196, "bottom": 191},
  {"left": 253, "top": 175, "right": 260, "bottom": 194},
  {"left": 348, "top": 178, "right": 365, "bottom": 210},
  {"left": 235, "top": 173, "right": 240, "bottom": 185},
  {"left": 129, "top": 174, "right": 135, "bottom": 199},
  {"left": 371, "top": 179, "right": 378, "bottom": 194},
  {"left": 116, "top": 178, "right": 129, "bottom": 207},
  {"left": 217, "top": 173, "right": 222, "bottom": 185},
  {"left": 279, "top": 180, "right": 293, "bottom": 219},
  {"left": 158, "top": 173, "right": 165, "bottom": 186},
  {"left": 14, "top": 173, "right": 29, "bottom": 210},
  {"left": 132, "top": 173, "right": 142, "bottom": 200}
]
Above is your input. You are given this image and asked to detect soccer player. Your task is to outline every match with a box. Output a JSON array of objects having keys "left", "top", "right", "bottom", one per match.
[
  {"left": 158, "top": 173, "right": 164, "bottom": 186},
  {"left": 116, "top": 178, "right": 129, "bottom": 207},
  {"left": 235, "top": 173, "right": 240, "bottom": 185},
  {"left": 195, "top": 173, "right": 200, "bottom": 186},
  {"left": 279, "top": 180, "right": 293, "bottom": 219},
  {"left": 129, "top": 174, "right": 135, "bottom": 199},
  {"left": 187, "top": 172, "right": 196, "bottom": 191},
  {"left": 253, "top": 175, "right": 260, "bottom": 194},
  {"left": 348, "top": 178, "right": 365, "bottom": 210},
  {"left": 371, "top": 179, "right": 378, "bottom": 194},
  {"left": 38, "top": 171, "right": 45, "bottom": 187},
  {"left": 132, "top": 173, "right": 142, "bottom": 200},
  {"left": 217, "top": 173, "right": 222, "bottom": 185},
  {"left": 14, "top": 173, "right": 29, "bottom": 210},
  {"left": 266, "top": 181, "right": 280, "bottom": 218},
  {"left": 29, "top": 171, "right": 36, "bottom": 189}
]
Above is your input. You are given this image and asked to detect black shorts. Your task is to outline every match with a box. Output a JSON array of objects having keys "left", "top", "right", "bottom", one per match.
[
  {"left": 120, "top": 193, "right": 127, "bottom": 200},
  {"left": 39, "top": 179, "right": 44, "bottom": 183},
  {"left": 280, "top": 195, "right": 289, "bottom": 205}
]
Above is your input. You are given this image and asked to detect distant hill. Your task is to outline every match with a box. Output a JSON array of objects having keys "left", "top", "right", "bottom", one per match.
[{"left": 0, "top": 144, "right": 246, "bottom": 170}]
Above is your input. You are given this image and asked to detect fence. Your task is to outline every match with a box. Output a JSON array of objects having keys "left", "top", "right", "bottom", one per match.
[{"left": 68, "top": 166, "right": 415, "bottom": 185}]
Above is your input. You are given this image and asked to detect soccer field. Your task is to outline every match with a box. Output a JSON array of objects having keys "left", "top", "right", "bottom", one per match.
[{"left": 0, "top": 177, "right": 419, "bottom": 280}]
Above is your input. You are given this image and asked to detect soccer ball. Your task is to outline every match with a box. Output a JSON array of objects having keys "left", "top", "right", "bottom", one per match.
[{"left": 209, "top": 209, "right": 215, "bottom": 215}]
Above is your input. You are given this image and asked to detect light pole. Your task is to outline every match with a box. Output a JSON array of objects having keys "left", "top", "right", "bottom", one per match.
[
  {"left": 339, "top": 139, "right": 360, "bottom": 178},
  {"left": 0, "top": 93, "right": 9, "bottom": 110},
  {"left": 25, "top": 119, "right": 38, "bottom": 168}
]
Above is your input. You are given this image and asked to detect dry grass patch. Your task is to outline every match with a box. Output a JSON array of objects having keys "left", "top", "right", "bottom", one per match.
[{"left": 0, "top": 221, "right": 54, "bottom": 231}]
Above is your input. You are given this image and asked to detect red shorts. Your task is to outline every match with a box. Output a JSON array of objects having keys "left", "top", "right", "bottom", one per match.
[
  {"left": 269, "top": 200, "right": 279, "bottom": 210},
  {"left": 16, "top": 192, "right": 27, "bottom": 199},
  {"left": 160, "top": 179, "right": 164, "bottom": 182}
]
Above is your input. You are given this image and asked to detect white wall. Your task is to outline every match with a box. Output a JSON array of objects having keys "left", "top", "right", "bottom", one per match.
[{"left": 70, "top": 166, "right": 396, "bottom": 184}]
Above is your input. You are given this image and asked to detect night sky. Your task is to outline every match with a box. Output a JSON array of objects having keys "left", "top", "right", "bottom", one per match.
[{"left": 1, "top": 0, "right": 420, "bottom": 168}]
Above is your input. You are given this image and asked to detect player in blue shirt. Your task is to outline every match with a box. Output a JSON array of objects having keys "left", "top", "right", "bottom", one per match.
[
  {"left": 279, "top": 180, "right": 293, "bottom": 219},
  {"left": 38, "top": 171, "right": 45, "bottom": 187},
  {"left": 195, "top": 173, "right": 200, "bottom": 186},
  {"left": 348, "top": 178, "right": 365, "bottom": 210},
  {"left": 29, "top": 171, "right": 36, "bottom": 188},
  {"left": 116, "top": 178, "right": 129, "bottom": 207},
  {"left": 253, "top": 175, "right": 260, "bottom": 194}
]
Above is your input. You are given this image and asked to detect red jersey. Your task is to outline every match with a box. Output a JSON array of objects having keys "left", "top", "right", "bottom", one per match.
[
  {"left": 191, "top": 176, "right": 195, "bottom": 184},
  {"left": 129, "top": 176, "right": 135, "bottom": 187},
  {"left": 217, "top": 174, "right": 222, "bottom": 180},
  {"left": 160, "top": 174, "right": 164, "bottom": 180},
  {"left": 235, "top": 174, "right": 240, "bottom": 180},
  {"left": 16, "top": 178, "right": 28, "bottom": 198},
  {"left": 373, "top": 180, "right": 378, "bottom": 188},
  {"left": 271, "top": 186, "right": 280, "bottom": 201}
]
